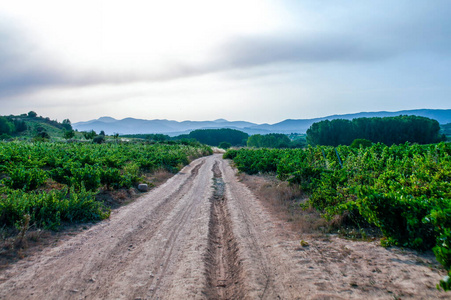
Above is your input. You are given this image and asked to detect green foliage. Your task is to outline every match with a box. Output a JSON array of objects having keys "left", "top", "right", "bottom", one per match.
[
  {"left": 35, "top": 130, "right": 50, "bottom": 140},
  {"left": 0, "top": 187, "right": 109, "bottom": 230},
  {"left": 224, "top": 142, "right": 451, "bottom": 282},
  {"left": 441, "top": 123, "right": 451, "bottom": 140},
  {"left": 424, "top": 207, "right": 451, "bottom": 291},
  {"left": 62, "top": 119, "right": 72, "bottom": 131},
  {"left": 0, "top": 113, "right": 80, "bottom": 140},
  {"left": 0, "top": 117, "right": 15, "bottom": 135},
  {"left": 0, "top": 134, "right": 11, "bottom": 140},
  {"left": 28, "top": 111, "right": 37, "bottom": 118},
  {"left": 247, "top": 133, "right": 291, "bottom": 148},
  {"left": 63, "top": 130, "right": 75, "bottom": 139},
  {"left": 83, "top": 130, "right": 97, "bottom": 140},
  {"left": 3, "top": 166, "right": 48, "bottom": 191},
  {"left": 307, "top": 115, "right": 445, "bottom": 146},
  {"left": 182, "top": 128, "right": 249, "bottom": 147},
  {"left": 100, "top": 167, "right": 123, "bottom": 189},
  {"left": 120, "top": 133, "right": 172, "bottom": 142},
  {"left": 218, "top": 142, "right": 232, "bottom": 149},
  {"left": 354, "top": 191, "right": 436, "bottom": 249},
  {"left": 350, "top": 138, "right": 372, "bottom": 148},
  {"left": 0, "top": 141, "right": 212, "bottom": 230},
  {"left": 228, "top": 148, "right": 275, "bottom": 174},
  {"left": 438, "top": 274, "right": 450, "bottom": 291},
  {"left": 223, "top": 149, "right": 239, "bottom": 159},
  {"left": 12, "top": 118, "right": 27, "bottom": 132},
  {"left": 93, "top": 135, "right": 105, "bottom": 144},
  {"left": 69, "top": 164, "right": 102, "bottom": 191}
]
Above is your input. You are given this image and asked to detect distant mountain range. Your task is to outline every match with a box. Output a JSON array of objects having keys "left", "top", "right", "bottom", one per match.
[{"left": 73, "top": 109, "right": 451, "bottom": 136}]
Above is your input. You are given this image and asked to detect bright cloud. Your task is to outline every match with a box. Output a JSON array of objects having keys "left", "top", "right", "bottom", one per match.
[{"left": 1, "top": 0, "right": 450, "bottom": 123}]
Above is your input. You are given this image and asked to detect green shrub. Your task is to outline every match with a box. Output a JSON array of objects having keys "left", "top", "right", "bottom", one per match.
[
  {"left": 3, "top": 166, "right": 48, "bottom": 191},
  {"left": 226, "top": 142, "right": 451, "bottom": 287},
  {"left": 223, "top": 149, "right": 238, "bottom": 159},
  {"left": 69, "top": 165, "right": 101, "bottom": 191},
  {"left": 0, "top": 187, "right": 109, "bottom": 230},
  {"left": 93, "top": 135, "right": 105, "bottom": 144},
  {"left": 355, "top": 191, "right": 436, "bottom": 249},
  {"left": 218, "top": 142, "right": 232, "bottom": 149},
  {"left": 100, "top": 167, "right": 123, "bottom": 189},
  {"left": 0, "top": 141, "right": 213, "bottom": 231},
  {"left": 350, "top": 138, "right": 372, "bottom": 148}
]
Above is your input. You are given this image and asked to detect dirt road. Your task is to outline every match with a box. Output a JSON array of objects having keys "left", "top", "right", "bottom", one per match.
[{"left": 0, "top": 155, "right": 447, "bottom": 299}]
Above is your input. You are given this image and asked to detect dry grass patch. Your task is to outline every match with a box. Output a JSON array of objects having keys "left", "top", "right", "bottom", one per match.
[
  {"left": 238, "top": 173, "right": 382, "bottom": 241},
  {"left": 238, "top": 173, "right": 328, "bottom": 235},
  {"left": 96, "top": 169, "right": 174, "bottom": 208},
  {"left": 146, "top": 169, "right": 174, "bottom": 187}
]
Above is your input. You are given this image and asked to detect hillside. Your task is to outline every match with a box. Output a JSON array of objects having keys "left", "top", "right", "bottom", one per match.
[
  {"left": 73, "top": 109, "right": 451, "bottom": 135},
  {"left": 73, "top": 118, "right": 267, "bottom": 136},
  {"left": 0, "top": 112, "right": 75, "bottom": 140}
]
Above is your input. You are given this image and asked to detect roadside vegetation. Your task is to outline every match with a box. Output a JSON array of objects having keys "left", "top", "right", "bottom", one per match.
[
  {"left": 0, "top": 142, "right": 212, "bottom": 228},
  {"left": 0, "top": 112, "right": 213, "bottom": 264},
  {"left": 225, "top": 142, "right": 450, "bottom": 290},
  {"left": 224, "top": 115, "right": 450, "bottom": 291},
  {"left": 0, "top": 140, "right": 212, "bottom": 264}
]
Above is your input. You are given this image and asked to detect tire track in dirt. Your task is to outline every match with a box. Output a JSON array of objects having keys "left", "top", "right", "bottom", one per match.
[
  {"left": 82, "top": 161, "right": 205, "bottom": 298},
  {"left": 141, "top": 161, "right": 207, "bottom": 299},
  {"left": 204, "top": 161, "right": 244, "bottom": 299},
  {"left": 219, "top": 159, "right": 278, "bottom": 299},
  {"left": 90, "top": 160, "right": 207, "bottom": 299}
]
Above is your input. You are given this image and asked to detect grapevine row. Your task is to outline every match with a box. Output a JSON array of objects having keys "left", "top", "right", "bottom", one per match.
[
  {"left": 0, "top": 141, "right": 212, "bottom": 229},
  {"left": 224, "top": 142, "right": 451, "bottom": 290}
]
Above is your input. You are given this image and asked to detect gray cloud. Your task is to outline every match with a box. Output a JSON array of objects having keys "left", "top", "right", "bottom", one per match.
[
  {"left": 0, "top": 23, "right": 72, "bottom": 96},
  {"left": 217, "top": 34, "right": 392, "bottom": 69},
  {"left": 1, "top": 0, "right": 451, "bottom": 100},
  {"left": 215, "top": 1, "right": 451, "bottom": 69},
  {"left": 0, "top": 20, "right": 209, "bottom": 97}
]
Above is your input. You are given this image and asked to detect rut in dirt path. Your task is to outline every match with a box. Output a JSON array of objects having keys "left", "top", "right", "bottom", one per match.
[{"left": 204, "top": 161, "right": 244, "bottom": 299}]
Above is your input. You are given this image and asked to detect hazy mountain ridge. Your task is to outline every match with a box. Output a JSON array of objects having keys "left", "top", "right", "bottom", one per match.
[{"left": 73, "top": 109, "right": 451, "bottom": 136}]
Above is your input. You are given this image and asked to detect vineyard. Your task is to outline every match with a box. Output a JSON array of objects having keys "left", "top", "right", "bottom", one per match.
[
  {"left": 0, "top": 141, "right": 212, "bottom": 230},
  {"left": 224, "top": 142, "right": 451, "bottom": 290}
]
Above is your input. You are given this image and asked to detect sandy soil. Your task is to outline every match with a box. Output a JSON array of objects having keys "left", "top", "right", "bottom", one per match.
[{"left": 0, "top": 154, "right": 448, "bottom": 299}]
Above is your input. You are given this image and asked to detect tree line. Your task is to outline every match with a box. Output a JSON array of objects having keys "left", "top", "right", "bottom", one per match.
[
  {"left": 306, "top": 115, "right": 446, "bottom": 146},
  {"left": 121, "top": 129, "right": 249, "bottom": 148}
]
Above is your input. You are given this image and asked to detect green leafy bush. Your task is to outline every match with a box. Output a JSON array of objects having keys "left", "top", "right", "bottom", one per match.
[
  {"left": 3, "top": 166, "right": 48, "bottom": 191},
  {"left": 0, "top": 141, "right": 212, "bottom": 231},
  {"left": 225, "top": 142, "right": 451, "bottom": 285},
  {"left": 350, "top": 138, "right": 372, "bottom": 148},
  {"left": 0, "top": 187, "right": 109, "bottom": 230}
]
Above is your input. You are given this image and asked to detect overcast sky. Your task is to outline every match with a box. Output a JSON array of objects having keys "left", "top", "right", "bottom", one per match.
[{"left": 1, "top": 0, "right": 450, "bottom": 123}]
